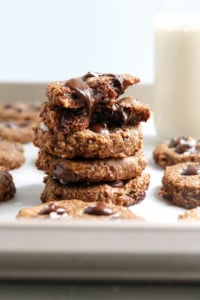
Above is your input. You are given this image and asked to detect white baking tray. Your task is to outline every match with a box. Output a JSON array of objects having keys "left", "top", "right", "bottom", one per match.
[{"left": 0, "top": 83, "right": 200, "bottom": 281}]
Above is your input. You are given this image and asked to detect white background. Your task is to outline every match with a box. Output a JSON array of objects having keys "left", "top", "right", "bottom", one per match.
[{"left": 0, "top": 0, "right": 200, "bottom": 83}]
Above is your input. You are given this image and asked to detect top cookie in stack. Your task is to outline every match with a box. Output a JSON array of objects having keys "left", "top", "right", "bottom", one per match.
[{"left": 33, "top": 72, "right": 151, "bottom": 206}]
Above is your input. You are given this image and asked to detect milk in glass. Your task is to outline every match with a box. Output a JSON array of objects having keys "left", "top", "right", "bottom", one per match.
[{"left": 154, "top": 14, "right": 200, "bottom": 139}]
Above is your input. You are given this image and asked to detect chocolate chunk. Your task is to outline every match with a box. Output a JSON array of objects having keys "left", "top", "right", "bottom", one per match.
[
  {"left": 90, "top": 123, "right": 110, "bottom": 134},
  {"left": 108, "top": 180, "right": 124, "bottom": 188},
  {"left": 53, "top": 164, "right": 82, "bottom": 184},
  {"left": 39, "top": 203, "right": 67, "bottom": 219},
  {"left": 181, "top": 164, "right": 200, "bottom": 176},
  {"left": 169, "top": 137, "right": 196, "bottom": 154},
  {"left": 4, "top": 122, "right": 17, "bottom": 129},
  {"left": 84, "top": 202, "right": 113, "bottom": 216},
  {"left": 65, "top": 78, "right": 93, "bottom": 107},
  {"left": 82, "top": 72, "right": 127, "bottom": 94}
]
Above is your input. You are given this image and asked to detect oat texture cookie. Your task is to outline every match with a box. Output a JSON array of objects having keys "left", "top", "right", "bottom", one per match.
[
  {"left": 17, "top": 199, "right": 144, "bottom": 221},
  {"left": 0, "top": 120, "right": 36, "bottom": 143},
  {"left": 46, "top": 73, "right": 140, "bottom": 107},
  {"left": 160, "top": 162, "right": 200, "bottom": 208},
  {"left": 0, "top": 102, "right": 40, "bottom": 143},
  {"left": 0, "top": 139, "right": 25, "bottom": 169},
  {"left": 0, "top": 102, "right": 40, "bottom": 122},
  {"left": 40, "top": 96, "right": 150, "bottom": 134},
  {"left": 0, "top": 167, "right": 16, "bottom": 201},
  {"left": 36, "top": 150, "right": 147, "bottom": 183},
  {"left": 40, "top": 173, "right": 150, "bottom": 206},
  {"left": 153, "top": 136, "right": 200, "bottom": 168},
  {"left": 33, "top": 124, "right": 143, "bottom": 159}
]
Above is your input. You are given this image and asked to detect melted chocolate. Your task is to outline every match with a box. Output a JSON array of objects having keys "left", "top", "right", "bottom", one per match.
[
  {"left": 56, "top": 178, "right": 125, "bottom": 189},
  {"left": 53, "top": 164, "right": 81, "bottom": 184},
  {"left": 64, "top": 78, "right": 94, "bottom": 129},
  {"left": 84, "top": 202, "right": 113, "bottom": 216},
  {"left": 66, "top": 78, "right": 91, "bottom": 100},
  {"left": 82, "top": 72, "right": 126, "bottom": 95},
  {"left": 108, "top": 180, "right": 124, "bottom": 188},
  {"left": 90, "top": 123, "right": 110, "bottom": 134},
  {"left": 54, "top": 106, "right": 88, "bottom": 134},
  {"left": 39, "top": 203, "right": 67, "bottom": 219},
  {"left": 181, "top": 164, "right": 200, "bottom": 176}
]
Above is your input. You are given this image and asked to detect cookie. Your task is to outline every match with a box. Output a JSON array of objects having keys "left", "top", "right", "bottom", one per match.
[
  {"left": 0, "top": 139, "right": 25, "bottom": 169},
  {"left": 160, "top": 162, "right": 200, "bottom": 208},
  {"left": 46, "top": 72, "right": 140, "bottom": 108},
  {"left": 40, "top": 173, "right": 150, "bottom": 206},
  {"left": 0, "top": 102, "right": 40, "bottom": 122},
  {"left": 17, "top": 199, "right": 144, "bottom": 221},
  {"left": 0, "top": 167, "right": 16, "bottom": 201},
  {"left": 33, "top": 124, "right": 143, "bottom": 159},
  {"left": 36, "top": 150, "right": 147, "bottom": 183},
  {"left": 153, "top": 136, "right": 200, "bottom": 168},
  {"left": 40, "top": 96, "right": 150, "bottom": 134},
  {"left": 0, "top": 120, "right": 36, "bottom": 143},
  {"left": 178, "top": 207, "right": 200, "bottom": 221}
]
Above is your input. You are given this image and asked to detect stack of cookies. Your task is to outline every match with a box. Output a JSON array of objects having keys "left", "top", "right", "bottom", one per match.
[{"left": 33, "top": 72, "right": 151, "bottom": 206}]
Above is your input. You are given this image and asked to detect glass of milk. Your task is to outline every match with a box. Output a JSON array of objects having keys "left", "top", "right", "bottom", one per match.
[{"left": 154, "top": 13, "right": 200, "bottom": 140}]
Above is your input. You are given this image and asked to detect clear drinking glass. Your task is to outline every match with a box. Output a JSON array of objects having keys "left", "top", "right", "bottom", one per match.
[{"left": 154, "top": 1, "right": 200, "bottom": 140}]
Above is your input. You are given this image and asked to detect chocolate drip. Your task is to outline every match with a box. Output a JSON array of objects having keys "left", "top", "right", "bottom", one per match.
[
  {"left": 65, "top": 78, "right": 94, "bottom": 120},
  {"left": 84, "top": 202, "right": 113, "bottom": 216}
]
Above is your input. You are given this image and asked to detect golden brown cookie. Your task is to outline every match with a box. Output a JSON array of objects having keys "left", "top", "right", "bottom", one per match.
[
  {"left": 33, "top": 124, "right": 143, "bottom": 159},
  {"left": 40, "top": 173, "right": 150, "bottom": 206},
  {"left": 36, "top": 150, "right": 147, "bottom": 183},
  {"left": 0, "top": 139, "right": 25, "bottom": 169},
  {"left": 153, "top": 136, "right": 200, "bottom": 168},
  {"left": 17, "top": 199, "right": 144, "bottom": 221},
  {"left": 0, "top": 120, "right": 36, "bottom": 143},
  {"left": 46, "top": 72, "right": 140, "bottom": 107},
  {"left": 0, "top": 167, "right": 16, "bottom": 201},
  {"left": 160, "top": 162, "right": 200, "bottom": 208},
  {"left": 0, "top": 102, "right": 40, "bottom": 122}
]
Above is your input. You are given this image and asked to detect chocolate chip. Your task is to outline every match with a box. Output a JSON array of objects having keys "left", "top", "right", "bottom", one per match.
[
  {"left": 90, "top": 123, "right": 110, "bottom": 134},
  {"left": 181, "top": 164, "right": 200, "bottom": 176},
  {"left": 3, "top": 104, "right": 12, "bottom": 109},
  {"left": 84, "top": 202, "right": 113, "bottom": 216},
  {"left": 53, "top": 164, "right": 82, "bottom": 183},
  {"left": 4, "top": 122, "right": 17, "bottom": 129},
  {"left": 108, "top": 180, "right": 124, "bottom": 188},
  {"left": 16, "top": 108, "right": 24, "bottom": 113},
  {"left": 169, "top": 137, "right": 196, "bottom": 154},
  {"left": 39, "top": 203, "right": 67, "bottom": 219},
  {"left": 175, "top": 143, "right": 194, "bottom": 154},
  {"left": 65, "top": 78, "right": 93, "bottom": 106}
]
